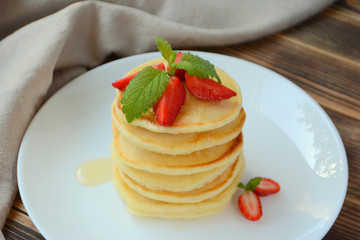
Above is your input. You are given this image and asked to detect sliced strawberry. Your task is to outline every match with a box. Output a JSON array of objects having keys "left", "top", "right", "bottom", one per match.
[
  {"left": 112, "top": 64, "right": 166, "bottom": 91},
  {"left": 174, "top": 69, "right": 186, "bottom": 81},
  {"left": 164, "top": 52, "right": 185, "bottom": 80},
  {"left": 238, "top": 190, "right": 262, "bottom": 221},
  {"left": 153, "top": 63, "right": 166, "bottom": 71},
  {"left": 254, "top": 178, "right": 280, "bottom": 196},
  {"left": 153, "top": 76, "right": 186, "bottom": 126},
  {"left": 173, "top": 52, "right": 186, "bottom": 80},
  {"left": 175, "top": 51, "right": 183, "bottom": 63},
  {"left": 112, "top": 72, "right": 137, "bottom": 91},
  {"left": 185, "top": 73, "right": 237, "bottom": 101}
]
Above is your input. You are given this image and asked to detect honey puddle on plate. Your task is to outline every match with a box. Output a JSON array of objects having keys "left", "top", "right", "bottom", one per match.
[{"left": 76, "top": 158, "right": 112, "bottom": 186}]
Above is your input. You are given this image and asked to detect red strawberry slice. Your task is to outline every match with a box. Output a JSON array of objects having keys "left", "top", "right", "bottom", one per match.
[
  {"left": 153, "top": 63, "right": 166, "bottom": 71},
  {"left": 174, "top": 52, "right": 186, "bottom": 80},
  {"left": 175, "top": 51, "right": 183, "bottom": 63},
  {"left": 112, "top": 72, "right": 137, "bottom": 91},
  {"left": 185, "top": 73, "right": 237, "bottom": 101},
  {"left": 153, "top": 76, "right": 186, "bottom": 126},
  {"left": 254, "top": 178, "right": 280, "bottom": 196},
  {"left": 238, "top": 190, "right": 262, "bottom": 221},
  {"left": 112, "top": 63, "right": 166, "bottom": 91},
  {"left": 174, "top": 69, "right": 186, "bottom": 80}
]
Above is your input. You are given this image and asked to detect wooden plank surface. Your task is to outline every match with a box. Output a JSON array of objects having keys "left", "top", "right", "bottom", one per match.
[{"left": 2, "top": 0, "right": 360, "bottom": 239}]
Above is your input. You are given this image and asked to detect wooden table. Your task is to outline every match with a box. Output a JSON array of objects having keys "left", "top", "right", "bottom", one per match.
[{"left": 2, "top": 0, "right": 359, "bottom": 239}]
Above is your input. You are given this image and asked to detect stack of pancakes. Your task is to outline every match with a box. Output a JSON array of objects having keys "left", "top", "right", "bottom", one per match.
[{"left": 111, "top": 58, "right": 246, "bottom": 219}]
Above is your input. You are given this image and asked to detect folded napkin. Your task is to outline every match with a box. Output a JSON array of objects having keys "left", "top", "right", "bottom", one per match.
[{"left": 0, "top": 0, "right": 334, "bottom": 238}]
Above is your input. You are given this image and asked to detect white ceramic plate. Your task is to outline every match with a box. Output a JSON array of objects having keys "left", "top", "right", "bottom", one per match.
[{"left": 18, "top": 52, "right": 348, "bottom": 240}]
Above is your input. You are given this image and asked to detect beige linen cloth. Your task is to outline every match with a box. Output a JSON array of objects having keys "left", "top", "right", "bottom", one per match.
[{"left": 0, "top": 0, "right": 334, "bottom": 238}]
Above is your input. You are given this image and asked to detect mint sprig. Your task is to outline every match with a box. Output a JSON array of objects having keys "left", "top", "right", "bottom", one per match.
[
  {"left": 155, "top": 37, "right": 175, "bottom": 64},
  {"left": 121, "top": 37, "right": 223, "bottom": 123},
  {"left": 238, "top": 177, "right": 262, "bottom": 191},
  {"left": 155, "top": 37, "right": 220, "bottom": 83},
  {"left": 155, "top": 37, "right": 178, "bottom": 76},
  {"left": 121, "top": 66, "right": 168, "bottom": 122}
]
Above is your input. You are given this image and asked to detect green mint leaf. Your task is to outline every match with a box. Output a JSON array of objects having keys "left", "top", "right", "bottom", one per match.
[
  {"left": 167, "top": 50, "right": 179, "bottom": 76},
  {"left": 173, "top": 60, "right": 193, "bottom": 71},
  {"left": 237, "top": 182, "right": 245, "bottom": 189},
  {"left": 245, "top": 177, "right": 262, "bottom": 191},
  {"left": 156, "top": 37, "right": 173, "bottom": 63},
  {"left": 121, "top": 66, "right": 169, "bottom": 122},
  {"left": 169, "top": 50, "right": 178, "bottom": 66},
  {"left": 179, "top": 52, "right": 221, "bottom": 83}
]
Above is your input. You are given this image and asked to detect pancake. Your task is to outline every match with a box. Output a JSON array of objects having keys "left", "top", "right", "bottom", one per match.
[
  {"left": 110, "top": 131, "right": 243, "bottom": 175},
  {"left": 118, "top": 155, "right": 244, "bottom": 203},
  {"left": 112, "top": 160, "right": 245, "bottom": 219},
  {"left": 114, "top": 158, "right": 231, "bottom": 192},
  {"left": 112, "top": 102, "right": 245, "bottom": 155},
  {"left": 114, "top": 58, "right": 242, "bottom": 134}
]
